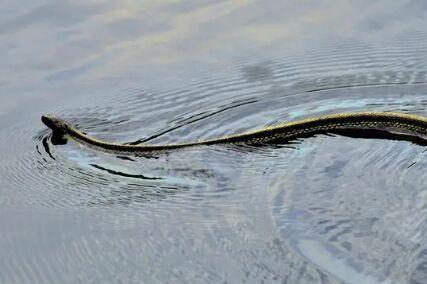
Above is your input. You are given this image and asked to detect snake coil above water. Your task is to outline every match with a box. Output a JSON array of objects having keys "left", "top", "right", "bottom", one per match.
[{"left": 41, "top": 112, "right": 427, "bottom": 154}]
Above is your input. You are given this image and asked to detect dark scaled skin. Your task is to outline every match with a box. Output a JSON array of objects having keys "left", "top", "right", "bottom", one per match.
[{"left": 42, "top": 112, "right": 427, "bottom": 154}]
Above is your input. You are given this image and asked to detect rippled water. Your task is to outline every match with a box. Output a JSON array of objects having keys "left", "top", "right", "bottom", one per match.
[{"left": 2, "top": 1, "right": 427, "bottom": 283}]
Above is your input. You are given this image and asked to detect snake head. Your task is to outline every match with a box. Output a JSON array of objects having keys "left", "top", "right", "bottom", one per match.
[
  {"left": 42, "top": 115, "right": 71, "bottom": 145},
  {"left": 41, "top": 115, "right": 70, "bottom": 133}
]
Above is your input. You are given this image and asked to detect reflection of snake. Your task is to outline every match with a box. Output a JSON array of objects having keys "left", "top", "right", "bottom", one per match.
[{"left": 42, "top": 112, "right": 427, "bottom": 154}]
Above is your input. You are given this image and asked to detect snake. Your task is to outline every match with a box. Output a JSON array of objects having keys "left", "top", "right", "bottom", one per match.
[{"left": 41, "top": 112, "right": 427, "bottom": 154}]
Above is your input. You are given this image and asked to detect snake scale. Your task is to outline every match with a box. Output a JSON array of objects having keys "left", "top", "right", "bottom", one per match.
[{"left": 42, "top": 112, "right": 427, "bottom": 154}]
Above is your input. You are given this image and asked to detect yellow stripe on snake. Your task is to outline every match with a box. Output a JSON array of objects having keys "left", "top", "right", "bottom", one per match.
[{"left": 42, "top": 112, "right": 427, "bottom": 154}]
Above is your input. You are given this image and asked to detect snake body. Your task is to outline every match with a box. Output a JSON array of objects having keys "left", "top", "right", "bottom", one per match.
[{"left": 41, "top": 112, "right": 427, "bottom": 154}]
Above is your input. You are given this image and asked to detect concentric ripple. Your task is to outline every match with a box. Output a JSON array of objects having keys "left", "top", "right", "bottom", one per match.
[
  {"left": 269, "top": 135, "right": 427, "bottom": 283},
  {"left": 3, "top": 33, "right": 427, "bottom": 283}
]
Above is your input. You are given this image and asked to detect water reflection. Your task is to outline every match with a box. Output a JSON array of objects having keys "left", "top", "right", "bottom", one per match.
[
  {"left": 2, "top": 0, "right": 427, "bottom": 283},
  {"left": 3, "top": 64, "right": 427, "bottom": 282}
]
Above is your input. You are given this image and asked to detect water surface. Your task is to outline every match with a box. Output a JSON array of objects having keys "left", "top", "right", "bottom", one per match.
[{"left": 2, "top": 1, "right": 427, "bottom": 283}]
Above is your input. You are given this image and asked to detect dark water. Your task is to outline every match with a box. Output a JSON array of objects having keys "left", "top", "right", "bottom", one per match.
[{"left": 2, "top": 1, "right": 427, "bottom": 283}]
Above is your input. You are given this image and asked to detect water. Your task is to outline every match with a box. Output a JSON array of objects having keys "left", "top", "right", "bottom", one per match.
[{"left": 2, "top": 1, "right": 427, "bottom": 283}]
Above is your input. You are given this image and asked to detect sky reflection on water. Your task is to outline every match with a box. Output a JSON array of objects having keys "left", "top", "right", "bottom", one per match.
[{"left": 2, "top": 1, "right": 427, "bottom": 283}]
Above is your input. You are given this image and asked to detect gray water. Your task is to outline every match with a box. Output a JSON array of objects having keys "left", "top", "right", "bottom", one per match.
[{"left": 2, "top": 1, "right": 427, "bottom": 283}]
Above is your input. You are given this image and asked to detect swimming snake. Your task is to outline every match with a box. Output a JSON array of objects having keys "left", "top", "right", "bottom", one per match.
[{"left": 41, "top": 112, "right": 427, "bottom": 154}]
